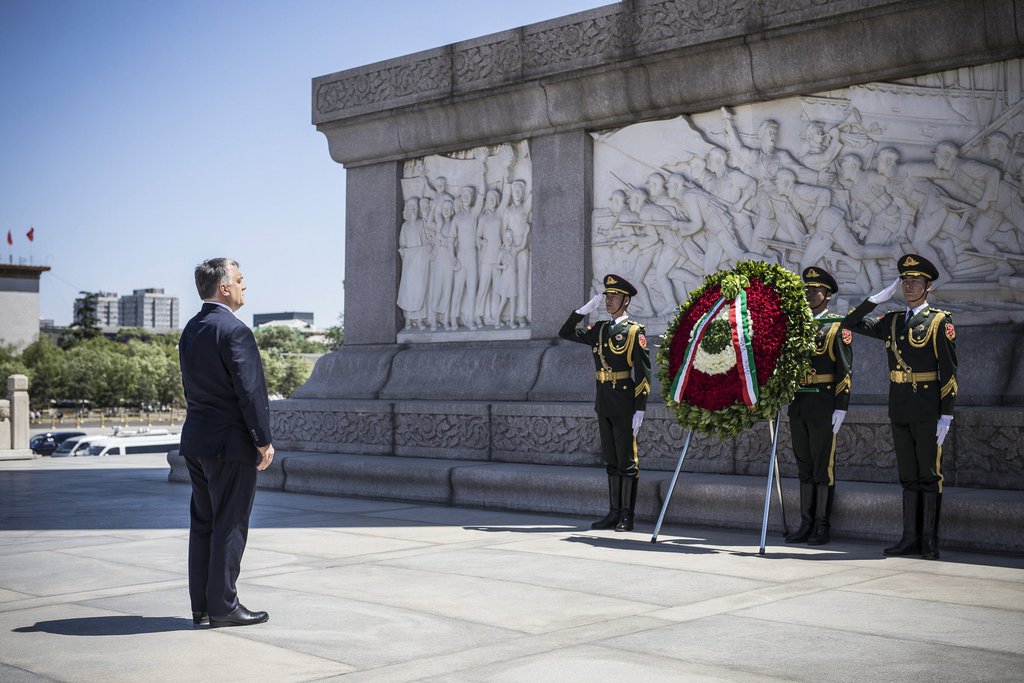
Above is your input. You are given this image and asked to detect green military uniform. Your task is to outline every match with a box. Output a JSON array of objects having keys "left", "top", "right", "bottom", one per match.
[
  {"left": 560, "top": 274, "right": 652, "bottom": 531},
  {"left": 786, "top": 267, "right": 852, "bottom": 545},
  {"left": 843, "top": 254, "right": 958, "bottom": 559}
]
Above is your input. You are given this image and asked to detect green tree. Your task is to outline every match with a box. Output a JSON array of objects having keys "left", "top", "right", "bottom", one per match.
[
  {"left": 19, "top": 338, "right": 69, "bottom": 410},
  {"left": 0, "top": 343, "right": 29, "bottom": 386},
  {"left": 253, "top": 325, "right": 324, "bottom": 354},
  {"left": 64, "top": 291, "right": 102, "bottom": 347},
  {"left": 322, "top": 314, "right": 344, "bottom": 351}
]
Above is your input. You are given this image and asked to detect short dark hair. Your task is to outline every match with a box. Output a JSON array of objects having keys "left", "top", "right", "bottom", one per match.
[{"left": 194, "top": 258, "right": 238, "bottom": 299}]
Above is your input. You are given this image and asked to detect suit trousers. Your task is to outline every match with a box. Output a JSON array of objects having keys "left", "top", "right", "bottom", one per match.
[
  {"left": 598, "top": 414, "right": 639, "bottom": 478},
  {"left": 185, "top": 454, "right": 257, "bottom": 616},
  {"left": 890, "top": 420, "right": 943, "bottom": 492},
  {"left": 790, "top": 416, "right": 837, "bottom": 485}
]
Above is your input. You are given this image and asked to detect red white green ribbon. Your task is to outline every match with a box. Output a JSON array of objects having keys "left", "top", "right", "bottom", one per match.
[
  {"left": 669, "top": 297, "right": 727, "bottom": 403},
  {"left": 668, "top": 292, "right": 759, "bottom": 407},
  {"left": 730, "top": 290, "right": 758, "bottom": 406}
]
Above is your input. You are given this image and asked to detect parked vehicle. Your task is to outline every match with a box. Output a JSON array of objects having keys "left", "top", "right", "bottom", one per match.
[
  {"left": 84, "top": 429, "right": 181, "bottom": 457},
  {"left": 30, "top": 430, "right": 87, "bottom": 455},
  {"left": 51, "top": 436, "right": 100, "bottom": 457}
]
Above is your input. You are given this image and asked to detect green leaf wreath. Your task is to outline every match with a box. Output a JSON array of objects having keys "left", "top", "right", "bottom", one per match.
[{"left": 657, "top": 260, "right": 816, "bottom": 439}]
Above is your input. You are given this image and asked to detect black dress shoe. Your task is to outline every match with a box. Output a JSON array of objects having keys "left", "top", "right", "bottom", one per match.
[
  {"left": 192, "top": 611, "right": 208, "bottom": 625},
  {"left": 209, "top": 604, "right": 269, "bottom": 627}
]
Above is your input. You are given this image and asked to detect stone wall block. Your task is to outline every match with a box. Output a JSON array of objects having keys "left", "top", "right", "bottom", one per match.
[
  {"left": 293, "top": 345, "right": 403, "bottom": 400},
  {"left": 283, "top": 452, "right": 460, "bottom": 503},
  {"left": 391, "top": 86, "right": 550, "bottom": 156},
  {"left": 380, "top": 343, "right": 547, "bottom": 401},
  {"left": 270, "top": 398, "right": 393, "bottom": 455},
  {"left": 394, "top": 401, "right": 490, "bottom": 460},
  {"left": 530, "top": 131, "right": 591, "bottom": 337},
  {"left": 491, "top": 401, "right": 600, "bottom": 466},
  {"left": 950, "top": 407, "right": 1024, "bottom": 489},
  {"left": 530, "top": 343, "right": 595, "bottom": 402},
  {"left": 344, "top": 162, "right": 401, "bottom": 345}
]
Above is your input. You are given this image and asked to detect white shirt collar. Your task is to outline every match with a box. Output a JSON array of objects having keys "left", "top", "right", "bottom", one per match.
[
  {"left": 813, "top": 309, "right": 829, "bottom": 319},
  {"left": 613, "top": 313, "right": 629, "bottom": 324},
  {"left": 907, "top": 302, "right": 928, "bottom": 316}
]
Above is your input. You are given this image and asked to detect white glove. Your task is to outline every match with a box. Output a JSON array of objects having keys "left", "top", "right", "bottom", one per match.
[
  {"left": 576, "top": 292, "right": 604, "bottom": 316},
  {"left": 632, "top": 410, "right": 645, "bottom": 437},
  {"left": 831, "top": 409, "right": 847, "bottom": 434},
  {"left": 868, "top": 276, "right": 901, "bottom": 304},
  {"left": 936, "top": 415, "right": 953, "bottom": 446}
]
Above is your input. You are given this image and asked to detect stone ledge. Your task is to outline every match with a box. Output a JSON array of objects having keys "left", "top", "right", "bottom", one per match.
[
  {"left": 0, "top": 449, "right": 36, "bottom": 461},
  {"left": 167, "top": 450, "right": 1024, "bottom": 555}
]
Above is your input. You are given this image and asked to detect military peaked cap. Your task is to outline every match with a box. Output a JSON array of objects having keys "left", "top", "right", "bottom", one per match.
[
  {"left": 603, "top": 274, "right": 637, "bottom": 297},
  {"left": 898, "top": 253, "right": 939, "bottom": 281},
  {"left": 802, "top": 266, "right": 838, "bottom": 293}
]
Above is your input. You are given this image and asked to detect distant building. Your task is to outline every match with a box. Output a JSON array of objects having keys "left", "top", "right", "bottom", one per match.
[
  {"left": 253, "top": 311, "right": 314, "bottom": 328},
  {"left": 0, "top": 263, "right": 50, "bottom": 350},
  {"left": 118, "top": 288, "right": 179, "bottom": 330},
  {"left": 74, "top": 291, "right": 119, "bottom": 328}
]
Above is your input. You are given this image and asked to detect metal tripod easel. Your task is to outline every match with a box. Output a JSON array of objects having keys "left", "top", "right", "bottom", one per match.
[{"left": 650, "top": 410, "right": 786, "bottom": 554}]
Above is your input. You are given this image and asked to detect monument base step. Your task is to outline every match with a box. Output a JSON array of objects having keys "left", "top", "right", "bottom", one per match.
[
  {"left": 167, "top": 451, "right": 1024, "bottom": 555},
  {"left": 0, "top": 449, "right": 37, "bottom": 461}
]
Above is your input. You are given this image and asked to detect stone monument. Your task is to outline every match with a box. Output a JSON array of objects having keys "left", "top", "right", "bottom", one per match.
[{"left": 280, "top": 1, "right": 1024, "bottom": 493}]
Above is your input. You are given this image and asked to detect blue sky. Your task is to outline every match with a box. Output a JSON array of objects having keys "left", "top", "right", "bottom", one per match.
[{"left": 0, "top": 0, "right": 604, "bottom": 328}]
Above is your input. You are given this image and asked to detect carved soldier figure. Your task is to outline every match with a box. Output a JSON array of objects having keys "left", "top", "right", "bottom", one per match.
[
  {"left": 786, "top": 267, "right": 852, "bottom": 546},
  {"left": 560, "top": 274, "right": 651, "bottom": 532},
  {"left": 843, "top": 254, "right": 957, "bottom": 560}
]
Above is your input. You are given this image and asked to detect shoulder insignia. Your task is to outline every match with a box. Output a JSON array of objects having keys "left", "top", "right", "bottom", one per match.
[
  {"left": 639, "top": 333, "right": 647, "bottom": 350},
  {"left": 841, "top": 328, "right": 853, "bottom": 345},
  {"left": 944, "top": 321, "right": 955, "bottom": 341}
]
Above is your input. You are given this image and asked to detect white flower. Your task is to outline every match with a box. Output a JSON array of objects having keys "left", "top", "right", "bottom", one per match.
[{"left": 690, "top": 309, "right": 737, "bottom": 376}]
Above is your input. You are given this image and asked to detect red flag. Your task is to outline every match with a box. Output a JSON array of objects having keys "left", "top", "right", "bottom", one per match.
[
  {"left": 26, "top": 226, "right": 34, "bottom": 242},
  {"left": 6, "top": 230, "right": 11, "bottom": 246}
]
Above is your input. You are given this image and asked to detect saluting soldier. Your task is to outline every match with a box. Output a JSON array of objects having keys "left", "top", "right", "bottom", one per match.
[
  {"left": 843, "top": 254, "right": 957, "bottom": 560},
  {"left": 560, "top": 274, "right": 652, "bottom": 532},
  {"left": 786, "top": 267, "right": 852, "bottom": 546}
]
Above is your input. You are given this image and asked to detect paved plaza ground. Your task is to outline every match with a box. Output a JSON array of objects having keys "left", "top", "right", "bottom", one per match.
[{"left": 1, "top": 454, "right": 1022, "bottom": 682}]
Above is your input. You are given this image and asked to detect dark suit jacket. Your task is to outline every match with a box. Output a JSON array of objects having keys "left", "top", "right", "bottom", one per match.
[{"left": 178, "top": 303, "right": 272, "bottom": 462}]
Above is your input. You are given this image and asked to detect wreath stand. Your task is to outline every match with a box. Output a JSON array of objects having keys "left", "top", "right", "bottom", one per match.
[{"left": 650, "top": 409, "right": 787, "bottom": 555}]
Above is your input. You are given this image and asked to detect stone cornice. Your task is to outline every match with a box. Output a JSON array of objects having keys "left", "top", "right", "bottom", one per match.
[{"left": 313, "top": 0, "right": 1024, "bottom": 166}]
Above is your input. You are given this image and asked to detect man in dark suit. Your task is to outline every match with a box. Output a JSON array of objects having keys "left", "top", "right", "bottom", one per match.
[
  {"left": 179, "top": 258, "right": 274, "bottom": 626},
  {"left": 786, "top": 267, "right": 852, "bottom": 546},
  {"left": 560, "top": 274, "right": 651, "bottom": 532},
  {"left": 843, "top": 254, "right": 957, "bottom": 560}
]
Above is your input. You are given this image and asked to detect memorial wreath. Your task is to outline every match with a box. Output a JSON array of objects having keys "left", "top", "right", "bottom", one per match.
[{"left": 657, "top": 260, "right": 816, "bottom": 439}]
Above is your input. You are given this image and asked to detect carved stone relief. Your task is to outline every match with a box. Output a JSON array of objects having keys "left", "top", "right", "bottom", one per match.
[
  {"left": 592, "top": 59, "right": 1024, "bottom": 327},
  {"left": 398, "top": 141, "right": 532, "bottom": 337}
]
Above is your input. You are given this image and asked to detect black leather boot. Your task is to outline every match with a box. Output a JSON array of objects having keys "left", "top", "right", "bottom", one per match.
[
  {"left": 785, "top": 482, "right": 816, "bottom": 543},
  {"left": 807, "top": 484, "right": 834, "bottom": 546},
  {"left": 921, "top": 492, "right": 942, "bottom": 560},
  {"left": 884, "top": 490, "right": 922, "bottom": 556},
  {"left": 615, "top": 476, "right": 638, "bottom": 532},
  {"left": 591, "top": 475, "right": 621, "bottom": 529}
]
